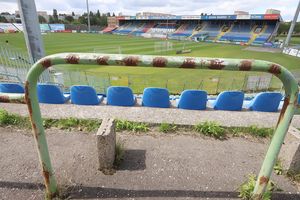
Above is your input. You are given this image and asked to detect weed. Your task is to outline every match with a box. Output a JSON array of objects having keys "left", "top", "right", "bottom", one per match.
[
  {"left": 286, "top": 170, "right": 300, "bottom": 183},
  {"left": 0, "top": 109, "right": 100, "bottom": 132},
  {"left": 115, "top": 120, "right": 149, "bottom": 132},
  {"left": 274, "top": 159, "right": 283, "bottom": 175},
  {"left": 247, "top": 125, "right": 273, "bottom": 138},
  {"left": 229, "top": 126, "right": 274, "bottom": 138},
  {"left": 194, "top": 121, "right": 225, "bottom": 139},
  {"left": 159, "top": 123, "right": 177, "bottom": 133},
  {"left": 43, "top": 118, "right": 100, "bottom": 132},
  {"left": 0, "top": 108, "right": 30, "bottom": 128},
  {"left": 238, "top": 174, "right": 279, "bottom": 200}
]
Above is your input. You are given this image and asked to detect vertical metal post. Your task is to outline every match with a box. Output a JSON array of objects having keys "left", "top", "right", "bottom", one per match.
[
  {"left": 284, "top": 0, "right": 300, "bottom": 47},
  {"left": 17, "top": 0, "right": 50, "bottom": 82},
  {"left": 86, "top": 0, "right": 91, "bottom": 33},
  {"left": 17, "top": 0, "right": 45, "bottom": 63}
]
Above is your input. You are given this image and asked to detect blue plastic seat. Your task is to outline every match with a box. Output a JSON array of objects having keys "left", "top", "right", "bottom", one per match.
[
  {"left": 142, "top": 87, "right": 170, "bottom": 108},
  {"left": 298, "top": 94, "right": 300, "bottom": 105},
  {"left": 0, "top": 83, "right": 24, "bottom": 93},
  {"left": 247, "top": 92, "right": 283, "bottom": 112},
  {"left": 71, "top": 85, "right": 103, "bottom": 105},
  {"left": 107, "top": 86, "right": 136, "bottom": 106},
  {"left": 38, "top": 84, "right": 70, "bottom": 104},
  {"left": 177, "top": 90, "right": 207, "bottom": 110},
  {"left": 213, "top": 91, "right": 244, "bottom": 111}
]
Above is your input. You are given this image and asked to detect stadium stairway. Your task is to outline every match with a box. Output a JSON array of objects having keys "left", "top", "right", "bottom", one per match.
[
  {"left": 189, "top": 23, "right": 206, "bottom": 38},
  {"left": 143, "top": 22, "right": 156, "bottom": 33},
  {"left": 215, "top": 24, "right": 234, "bottom": 42},
  {"left": 173, "top": 24, "right": 188, "bottom": 34},
  {"left": 129, "top": 23, "right": 145, "bottom": 34},
  {"left": 248, "top": 25, "right": 267, "bottom": 45}
]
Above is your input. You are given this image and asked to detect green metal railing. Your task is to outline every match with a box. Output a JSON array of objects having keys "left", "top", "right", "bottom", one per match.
[{"left": 1, "top": 53, "right": 300, "bottom": 199}]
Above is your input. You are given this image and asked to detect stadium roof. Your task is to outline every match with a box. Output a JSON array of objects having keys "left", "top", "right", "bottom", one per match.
[{"left": 117, "top": 14, "right": 282, "bottom": 21}]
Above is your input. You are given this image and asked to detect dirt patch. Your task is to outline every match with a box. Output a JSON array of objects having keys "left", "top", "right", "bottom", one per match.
[{"left": 0, "top": 127, "right": 299, "bottom": 200}]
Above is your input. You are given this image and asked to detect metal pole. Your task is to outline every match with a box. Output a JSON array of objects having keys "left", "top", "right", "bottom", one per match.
[
  {"left": 17, "top": 0, "right": 51, "bottom": 82},
  {"left": 86, "top": 0, "right": 91, "bottom": 33},
  {"left": 284, "top": 0, "right": 300, "bottom": 47},
  {"left": 17, "top": 0, "right": 45, "bottom": 63}
]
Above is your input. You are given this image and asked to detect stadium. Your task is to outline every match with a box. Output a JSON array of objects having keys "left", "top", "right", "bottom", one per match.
[
  {"left": 107, "top": 11, "right": 281, "bottom": 46},
  {"left": 0, "top": 9, "right": 299, "bottom": 95},
  {"left": 0, "top": 0, "right": 300, "bottom": 199}
]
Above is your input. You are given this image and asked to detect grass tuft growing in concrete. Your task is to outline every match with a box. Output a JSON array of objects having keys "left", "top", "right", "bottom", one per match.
[
  {"left": 0, "top": 108, "right": 100, "bottom": 132},
  {"left": 159, "top": 123, "right": 178, "bottom": 133},
  {"left": 43, "top": 118, "right": 100, "bottom": 132},
  {"left": 228, "top": 126, "right": 274, "bottom": 138},
  {"left": 238, "top": 174, "right": 280, "bottom": 200},
  {"left": 0, "top": 109, "right": 31, "bottom": 128},
  {"left": 115, "top": 120, "right": 149, "bottom": 132},
  {"left": 194, "top": 121, "right": 225, "bottom": 139}
]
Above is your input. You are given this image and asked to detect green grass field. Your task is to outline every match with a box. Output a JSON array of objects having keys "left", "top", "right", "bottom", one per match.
[{"left": 0, "top": 33, "right": 299, "bottom": 94}]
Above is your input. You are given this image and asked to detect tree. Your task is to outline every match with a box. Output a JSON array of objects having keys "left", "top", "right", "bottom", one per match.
[
  {"left": 0, "top": 12, "right": 10, "bottom": 15},
  {"left": 100, "top": 13, "right": 108, "bottom": 26},
  {"left": 112, "top": 12, "right": 115, "bottom": 17},
  {"left": 53, "top": 9, "right": 58, "bottom": 22},
  {"left": 278, "top": 22, "right": 291, "bottom": 35},
  {"left": 78, "top": 16, "right": 87, "bottom": 25},
  {"left": 38, "top": 15, "right": 47, "bottom": 23},
  {"left": 65, "top": 15, "right": 74, "bottom": 23},
  {"left": 96, "top": 10, "right": 100, "bottom": 18},
  {"left": 72, "top": 12, "right": 75, "bottom": 16},
  {"left": 107, "top": 12, "right": 111, "bottom": 17},
  {"left": 294, "top": 22, "right": 300, "bottom": 33},
  {"left": 0, "top": 16, "right": 8, "bottom": 23},
  {"left": 49, "top": 16, "right": 55, "bottom": 24}
]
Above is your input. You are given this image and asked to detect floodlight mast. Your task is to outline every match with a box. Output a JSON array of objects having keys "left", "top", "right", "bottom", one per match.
[
  {"left": 284, "top": 0, "right": 300, "bottom": 47},
  {"left": 86, "top": 0, "right": 91, "bottom": 33}
]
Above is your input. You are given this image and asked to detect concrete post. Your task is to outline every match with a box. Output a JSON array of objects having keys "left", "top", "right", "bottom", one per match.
[
  {"left": 279, "top": 126, "right": 300, "bottom": 173},
  {"left": 96, "top": 118, "right": 116, "bottom": 173}
]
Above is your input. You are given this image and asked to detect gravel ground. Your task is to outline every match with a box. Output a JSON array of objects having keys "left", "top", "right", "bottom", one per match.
[
  {"left": 1, "top": 102, "right": 300, "bottom": 128},
  {"left": 0, "top": 127, "right": 300, "bottom": 200}
]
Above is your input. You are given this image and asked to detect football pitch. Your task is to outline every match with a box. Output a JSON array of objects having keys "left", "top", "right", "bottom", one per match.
[{"left": 1, "top": 33, "right": 299, "bottom": 94}]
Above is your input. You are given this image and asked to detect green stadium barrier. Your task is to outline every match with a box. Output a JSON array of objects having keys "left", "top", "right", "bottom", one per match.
[{"left": 1, "top": 53, "right": 299, "bottom": 199}]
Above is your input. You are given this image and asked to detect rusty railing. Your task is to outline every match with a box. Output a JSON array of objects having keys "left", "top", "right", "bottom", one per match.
[{"left": 1, "top": 53, "right": 299, "bottom": 199}]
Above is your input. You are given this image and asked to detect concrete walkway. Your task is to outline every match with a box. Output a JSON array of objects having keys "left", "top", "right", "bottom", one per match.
[
  {"left": 0, "top": 128, "right": 299, "bottom": 200},
  {"left": 1, "top": 103, "right": 300, "bottom": 128}
]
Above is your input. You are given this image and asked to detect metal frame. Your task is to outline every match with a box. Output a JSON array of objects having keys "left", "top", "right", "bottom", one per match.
[{"left": 2, "top": 53, "right": 300, "bottom": 199}]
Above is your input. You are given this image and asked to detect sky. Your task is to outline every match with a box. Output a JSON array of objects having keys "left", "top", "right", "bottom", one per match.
[{"left": 0, "top": 0, "right": 299, "bottom": 21}]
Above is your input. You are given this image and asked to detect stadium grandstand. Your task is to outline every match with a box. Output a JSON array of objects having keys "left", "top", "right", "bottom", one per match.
[
  {"left": 0, "top": 9, "right": 282, "bottom": 46},
  {"left": 106, "top": 10, "right": 281, "bottom": 45}
]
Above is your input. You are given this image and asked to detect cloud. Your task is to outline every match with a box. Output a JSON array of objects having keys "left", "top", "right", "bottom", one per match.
[{"left": 0, "top": 0, "right": 299, "bottom": 20}]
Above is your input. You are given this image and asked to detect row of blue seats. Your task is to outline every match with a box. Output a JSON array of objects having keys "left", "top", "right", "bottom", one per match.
[
  {"left": 220, "top": 36, "right": 250, "bottom": 42},
  {"left": 1, "top": 83, "right": 299, "bottom": 112}
]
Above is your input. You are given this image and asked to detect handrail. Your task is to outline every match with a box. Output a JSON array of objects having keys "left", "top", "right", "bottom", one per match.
[{"left": 9, "top": 53, "right": 300, "bottom": 199}]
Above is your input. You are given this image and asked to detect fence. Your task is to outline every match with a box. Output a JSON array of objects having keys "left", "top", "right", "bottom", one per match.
[
  {"left": 0, "top": 43, "right": 50, "bottom": 83},
  {"left": 0, "top": 43, "right": 289, "bottom": 95}
]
